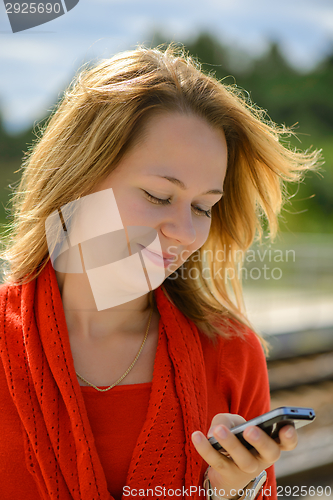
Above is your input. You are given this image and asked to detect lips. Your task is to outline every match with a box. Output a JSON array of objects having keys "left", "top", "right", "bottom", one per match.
[
  {"left": 162, "top": 252, "right": 177, "bottom": 261},
  {"left": 137, "top": 244, "right": 176, "bottom": 260},
  {"left": 137, "top": 244, "right": 178, "bottom": 268}
]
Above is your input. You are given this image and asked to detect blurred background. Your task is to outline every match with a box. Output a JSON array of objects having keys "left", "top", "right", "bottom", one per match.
[{"left": 1, "top": 0, "right": 333, "bottom": 495}]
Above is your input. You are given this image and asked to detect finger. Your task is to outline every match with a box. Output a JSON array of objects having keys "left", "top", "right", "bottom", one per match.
[
  {"left": 208, "top": 414, "right": 246, "bottom": 437},
  {"left": 211, "top": 425, "right": 259, "bottom": 475},
  {"left": 277, "top": 425, "right": 298, "bottom": 451},
  {"left": 191, "top": 430, "right": 235, "bottom": 472},
  {"left": 192, "top": 430, "right": 259, "bottom": 498},
  {"left": 242, "top": 426, "right": 281, "bottom": 464}
]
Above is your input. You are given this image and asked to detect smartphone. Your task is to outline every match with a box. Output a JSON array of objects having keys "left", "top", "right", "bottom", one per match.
[{"left": 208, "top": 406, "right": 316, "bottom": 451}]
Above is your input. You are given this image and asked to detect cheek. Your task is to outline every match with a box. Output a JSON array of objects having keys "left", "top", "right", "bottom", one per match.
[
  {"left": 192, "top": 219, "right": 211, "bottom": 250},
  {"left": 113, "top": 195, "right": 154, "bottom": 226}
]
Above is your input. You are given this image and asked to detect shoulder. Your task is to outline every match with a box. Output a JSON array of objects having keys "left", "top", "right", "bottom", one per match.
[
  {"left": 0, "top": 281, "right": 20, "bottom": 296},
  {"left": 0, "top": 281, "right": 21, "bottom": 310},
  {"left": 200, "top": 318, "right": 266, "bottom": 370},
  {"left": 199, "top": 319, "right": 270, "bottom": 418},
  {"left": 0, "top": 282, "right": 23, "bottom": 343}
]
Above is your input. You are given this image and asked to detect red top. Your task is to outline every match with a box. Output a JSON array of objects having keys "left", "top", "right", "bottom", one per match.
[
  {"left": 81, "top": 383, "right": 152, "bottom": 500},
  {"left": 70, "top": 318, "right": 277, "bottom": 500}
]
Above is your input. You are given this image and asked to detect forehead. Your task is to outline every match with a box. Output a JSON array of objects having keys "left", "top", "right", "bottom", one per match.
[
  {"left": 120, "top": 112, "right": 228, "bottom": 184},
  {"left": 139, "top": 112, "right": 227, "bottom": 155}
]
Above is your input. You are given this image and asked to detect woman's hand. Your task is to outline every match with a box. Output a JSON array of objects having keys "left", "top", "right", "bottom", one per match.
[{"left": 191, "top": 413, "right": 298, "bottom": 498}]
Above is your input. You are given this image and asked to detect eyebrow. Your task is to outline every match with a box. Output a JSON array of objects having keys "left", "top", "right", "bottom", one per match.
[{"left": 150, "top": 175, "right": 223, "bottom": 195}]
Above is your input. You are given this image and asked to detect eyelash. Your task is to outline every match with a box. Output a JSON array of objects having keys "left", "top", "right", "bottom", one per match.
[{"left": 143, "top": 191, "right": 212, "bottom": 218}]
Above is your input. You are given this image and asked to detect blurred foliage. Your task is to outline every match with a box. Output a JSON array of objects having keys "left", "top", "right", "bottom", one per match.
[{"left": 0, "top": 32, "right": 332, "bottom": 234}]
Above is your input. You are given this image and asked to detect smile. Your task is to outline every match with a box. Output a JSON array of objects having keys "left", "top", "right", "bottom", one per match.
[{"left": 137, "top": 244, "right": 178, "bottom": 269}]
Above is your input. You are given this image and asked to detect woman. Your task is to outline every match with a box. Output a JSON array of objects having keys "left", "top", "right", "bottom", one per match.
[{"left": 0, "top": 45, "right": 320, "bottom": 500}]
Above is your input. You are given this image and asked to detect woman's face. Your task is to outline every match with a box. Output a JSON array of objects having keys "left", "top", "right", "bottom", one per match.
[{"left": 93, "top": 112, "right": 228, "bottom": 277}]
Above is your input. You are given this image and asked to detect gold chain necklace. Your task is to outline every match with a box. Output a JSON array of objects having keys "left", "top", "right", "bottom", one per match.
[{"left": 75, "top": 306, "right": 153, "bottom": 392}]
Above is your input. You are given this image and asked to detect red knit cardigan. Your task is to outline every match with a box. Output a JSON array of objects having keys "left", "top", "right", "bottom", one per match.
[{"left": 0, "top": 261, "right": 277, "bottom": 499}]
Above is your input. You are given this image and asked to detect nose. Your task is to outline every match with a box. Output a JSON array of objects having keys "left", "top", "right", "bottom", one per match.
[{"left": 159, "top": 206, "right": 196, "bottom": 246}]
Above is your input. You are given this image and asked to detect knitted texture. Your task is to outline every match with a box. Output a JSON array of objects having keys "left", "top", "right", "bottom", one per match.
[{"left": 0, "top": 260, "right": 207, "bottom": 500}]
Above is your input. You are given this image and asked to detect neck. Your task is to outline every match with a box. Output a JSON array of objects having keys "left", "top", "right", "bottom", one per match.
[{"left": 55, "top": 270, "right": 155, "bottom": 341}]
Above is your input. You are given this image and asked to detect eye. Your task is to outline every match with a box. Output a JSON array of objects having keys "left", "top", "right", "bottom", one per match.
[
  {"left": 193, "top": 206, "right": 212, "bottom": 218},
  {"left": 143, "top": 190, "right": 212, "bottom": 218},
  {"left": 143, "top": 190, "right": 171, "bottom": 206}
]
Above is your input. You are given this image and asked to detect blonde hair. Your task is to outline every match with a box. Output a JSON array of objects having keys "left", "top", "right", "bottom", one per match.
[{"left": 1, "top": 44, "right": 321, "bottom": 341}]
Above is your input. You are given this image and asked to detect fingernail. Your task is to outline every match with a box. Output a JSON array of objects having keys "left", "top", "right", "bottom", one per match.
[
  {"left": 192, "top": 432, "right": 202, "bottom": 444},
  {"left": 285, "top": 426, "right": 295, "bottom": 438},
  {"left": 215, "top": 425, "right": 228, "bottom": 439},
  {"left": 246, "top": 427, "right": 260, "bottom": 440},
  {"left": 207, "top": 426, "right": 216, "bottom": 438}
]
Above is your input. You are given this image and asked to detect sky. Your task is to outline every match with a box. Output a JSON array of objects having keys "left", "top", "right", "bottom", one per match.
[{"left": 1, "top": 0, "right": 333, "bottom": 134}]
